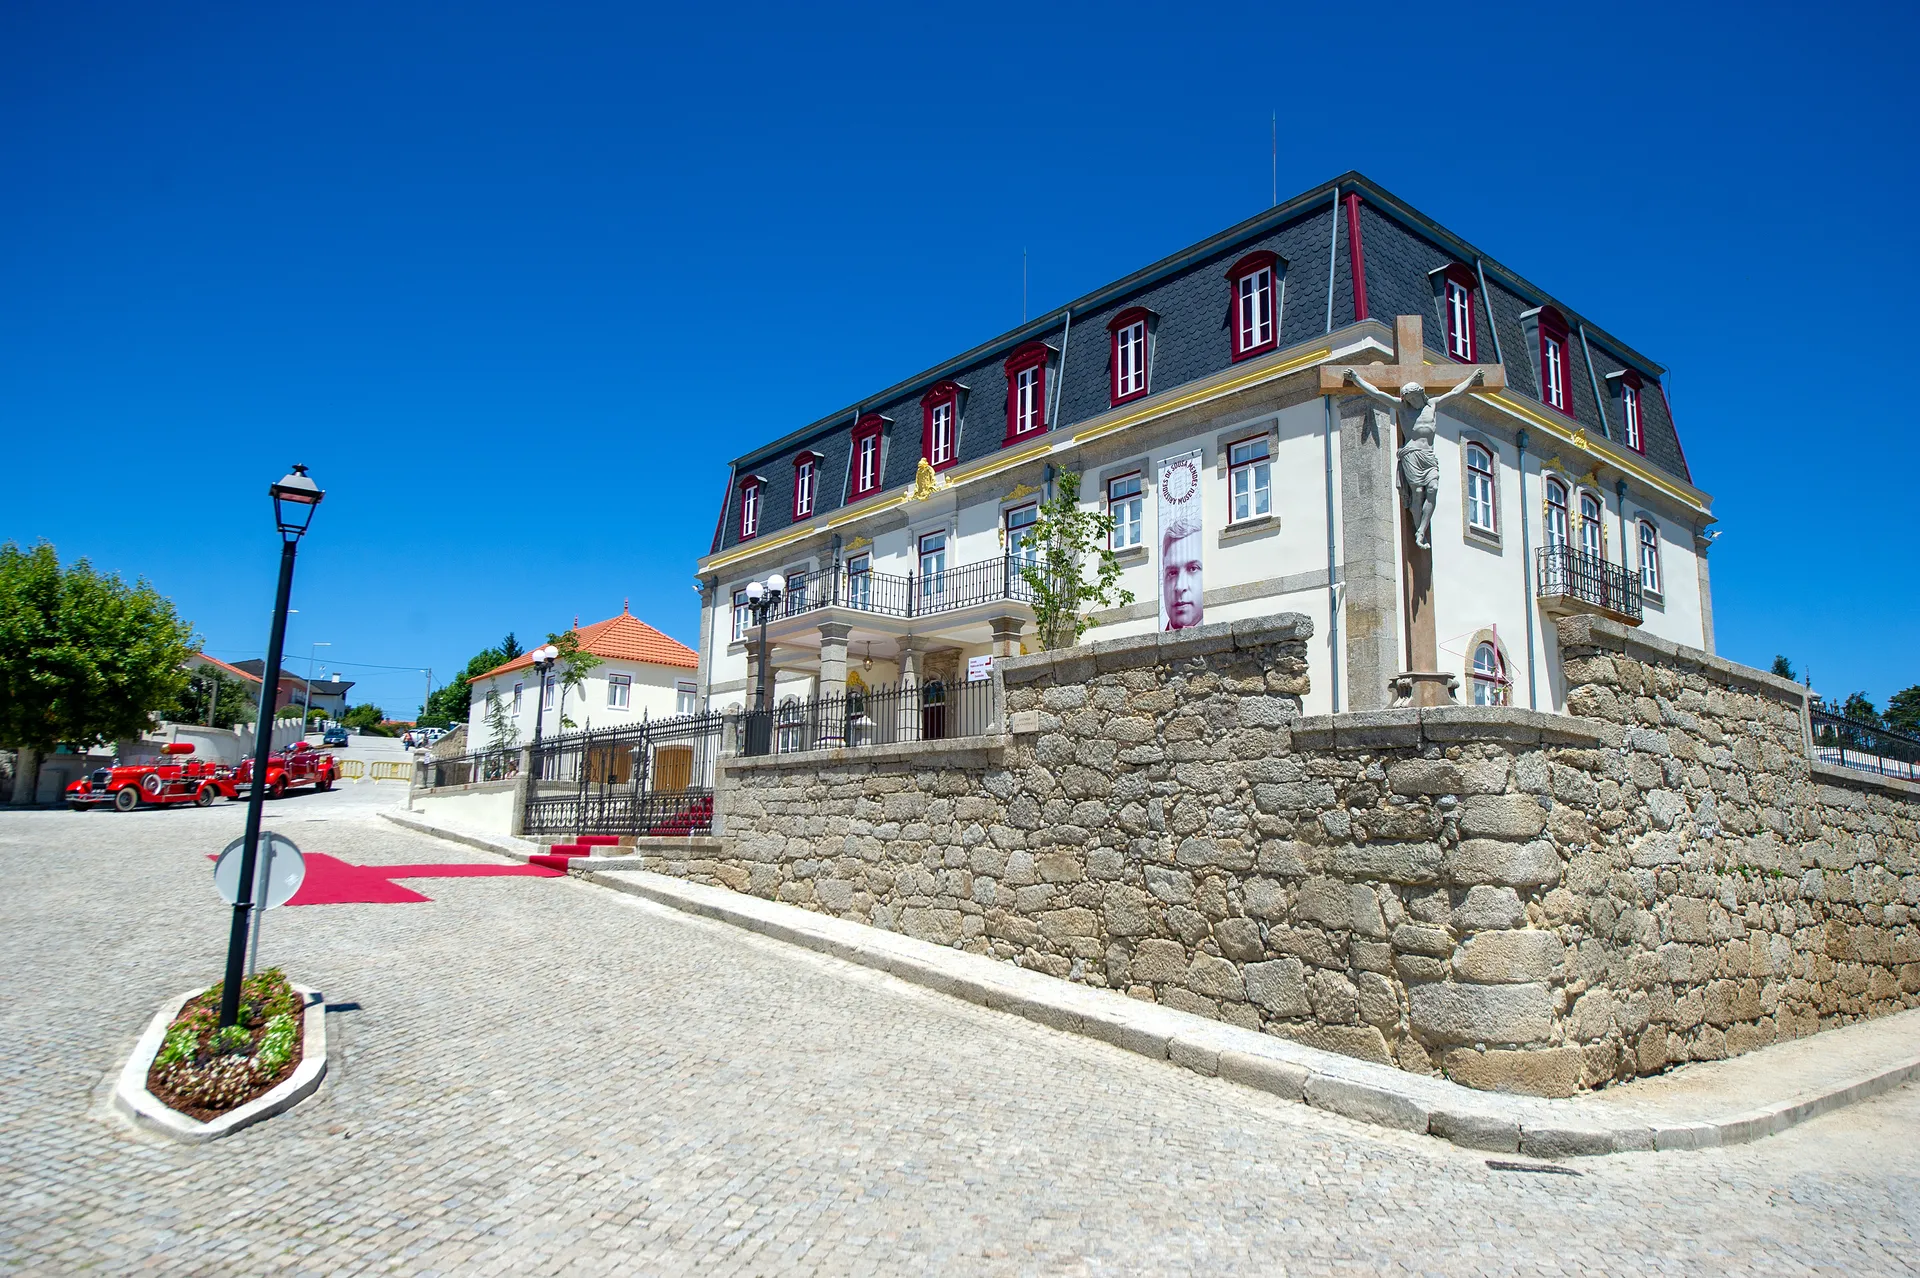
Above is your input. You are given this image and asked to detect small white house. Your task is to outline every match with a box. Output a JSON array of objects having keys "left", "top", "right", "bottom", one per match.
[{"left": 465, "top": 606, "right": 700, "bottom": 750}]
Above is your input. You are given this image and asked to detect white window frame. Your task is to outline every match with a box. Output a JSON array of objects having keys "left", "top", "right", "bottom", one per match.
[
  {"left": 1116, "top": 320, "right": 1147, "bottom": 399},
  {"left": 1237, "top": 267, "right": 1273, "bottom": 352},
  {"left": 542, "top": 674, "right": 556, "bottom": 712},
  {"left": 1465, "top": 443, "right": 1496, "bottom": 533},
  {"left": 930, "top": 400, "right": 955, "bottom": 465},
  {"left": 1579, "top": 492, "right": 1603, "bottom": 560},
  {"left": 1470, "top": 642, "right": 1509, "bottom": 707},
  {"left": 675, "top": 680, "right": 698, "bottom": 716},
  {"left": 607, "top": 673, "right": 631, "bottom": 709},
  {"left": 1013, "top": 367, "right": 1041, "bottom": 436},
  {"left": 512, "top": 682, "right": 523, "bottom": 715},
  {"left": 1004, "top": 503, "right": 1038, "bottom": 564},
  {"left": 844, "top": 553, "right": 871, "bottom": 610},
  {"left": 1623, "top": 384, "right": 1642, "bottom": 450},
  {"left": 1446, "top": 279, "right": 1473, "bottom": 360},
  {"left": 795, "top": 457, "right": 816, "bottom": 517},
  {"left": 1545, "top": 479, "right": 1570, "bottom": 546},
  {"left": 740, "top": 481, "right": 762, "bottom": 538},
  {"left": 1228, "top": 435, "right": 1272, "bottom": 523},
  {"left": 1107, "top": 472, "right": 1143, "bottom": 549},
  {"left": 857, "top": 433, "right": 879, "bottom": 494},
  {"left": 731, "top": 590, "right": 749, "bottom": 641},
  {"left": 1639, "top": 520, "right": 1661, "bottom": 594},
  {"left": 1543, "top": 335, "right": 1566, "bottom": 410}
]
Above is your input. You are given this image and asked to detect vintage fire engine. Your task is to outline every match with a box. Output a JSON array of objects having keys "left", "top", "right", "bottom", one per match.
[
  {"left": 234, "top": 740, "right": 339, "bottom": 799},
  {"left": 65, "top": 743, "right": 241, "bottom": 812}
]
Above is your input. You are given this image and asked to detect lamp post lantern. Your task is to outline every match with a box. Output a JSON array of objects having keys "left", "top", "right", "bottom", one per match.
[
  {"left": 743, "top": 574, "right": 785, "bottom": 755},
  {"left": 528, "top": 644, "right": 560, "bottom": 773},
  {"left": 219, "top": 464, "right": 323, "bottom": 1029}
]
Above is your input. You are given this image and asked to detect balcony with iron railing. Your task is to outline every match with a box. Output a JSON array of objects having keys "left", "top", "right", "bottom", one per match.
[
  {"left": 769, "top": 554, "right": 1041, "bottom": 623},
  {"left": 1536, "top": 544, "right": 1643, "bottom": 625}
]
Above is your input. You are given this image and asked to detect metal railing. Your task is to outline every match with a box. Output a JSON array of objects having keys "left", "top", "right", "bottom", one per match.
[
  {"left": 421, "top": 748, "right": 521, "bottom": 788},
  {"left": 1536, "top": 544, "right": 1643, "bottom": 622},
  {"left": 1810, "top": 705, "right": 1920, "bottom": 781},
  {"left": 738, "top": 677, "right": 999, "bottom": 757},
  {"left": 525, "top": 711, "right": 726, "bottom": 838},
  {"left": 772, "top": 554, "right": 1040, "bottom": 622}
]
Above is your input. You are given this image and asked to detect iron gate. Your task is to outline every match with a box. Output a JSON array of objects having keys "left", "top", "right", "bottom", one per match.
[{"left": 524, "top": 712, "right": 725, "bottom": 838}]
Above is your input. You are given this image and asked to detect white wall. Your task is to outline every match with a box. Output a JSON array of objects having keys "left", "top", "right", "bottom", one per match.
[{"left": 466, "top": 659, "right": 700, "bottom": 745}]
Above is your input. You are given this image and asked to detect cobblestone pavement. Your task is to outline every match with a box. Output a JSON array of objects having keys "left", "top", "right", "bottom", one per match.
[{"left": 3, "top": 795, "right": 1918, "bottom": 1275}]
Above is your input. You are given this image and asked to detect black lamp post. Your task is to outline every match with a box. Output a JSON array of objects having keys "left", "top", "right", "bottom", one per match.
[
  {"left": 743, "top": 574, "right": 785, "bottom": 756},
  {"left": 218, "top": 464, "right": 323, "bottom": 1029},
  {"left": 528, "top": 644, "right": 560, "bottom": 775}
]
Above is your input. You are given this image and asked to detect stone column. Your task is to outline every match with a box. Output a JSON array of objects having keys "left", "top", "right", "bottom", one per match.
[
  {"left": 816, "top": 621, "right": 852, "bottom": 747},
  {"left": 1339, "top": 399, "right": 1402, "bottom": 711},
  {"left": 896, "top": 636, "right": 927, "bottom": 742},
  {"left": 987, "top": 614, "right": 1025, "bottom": 659},
  {"left": 1693, "top": 527, "right": 1716, "bottom": 655}
]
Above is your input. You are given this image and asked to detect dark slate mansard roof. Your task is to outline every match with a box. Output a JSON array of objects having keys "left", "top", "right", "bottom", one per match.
[{"left": 712, "top": 171, "right": 1689, "bottom": 555}]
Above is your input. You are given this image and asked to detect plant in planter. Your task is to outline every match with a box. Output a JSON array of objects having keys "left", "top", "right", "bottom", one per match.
[{"left": 147, "top": 968, "right": 305, "bottom": 1119}]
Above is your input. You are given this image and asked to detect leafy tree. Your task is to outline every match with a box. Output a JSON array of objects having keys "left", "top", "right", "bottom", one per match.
[
  {"left": 1016, "top": 471, "right": 1135, "bottom": 650},
  {"left": 0, "top": 541, "right": 197, "bottom": 796},
  {"left": 1770, "top": 655, "right": 1796, "bottom": 680},
  {"left": 482, "top": 689, "right": 520, "bottom": 753},
  {"left": 176, "top": 667, "right": 257, "bottom": 730},
  {"left": 546, "top": 630, "right": 603, "bottom": 730},
  {"left": 342, "top": 703, "right": 385, "bottom": 732},
  {"left": 1841, "top": 692, "right": 1882, "bottom": 726},
  {"left": 419, "top": 633, "right": 522, "bottom": 728},
  {"left": 1886, "top": 686, "right": 1920, "bottom": 737},
  {"left": 275, "top": 703, "right": 306, "bottom": 721}
]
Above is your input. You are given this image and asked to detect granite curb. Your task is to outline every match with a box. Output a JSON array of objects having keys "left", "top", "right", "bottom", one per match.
[
  {"left": 378, "top": 809, "right": 541, "bottom": 861},
  {"left": 575, "top": 863, "right": 1920, "bottom": 1158}
]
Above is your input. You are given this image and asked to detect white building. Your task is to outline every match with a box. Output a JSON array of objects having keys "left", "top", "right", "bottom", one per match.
[{"left": 465, "top": 607, "right": 700, "bottom": 749}]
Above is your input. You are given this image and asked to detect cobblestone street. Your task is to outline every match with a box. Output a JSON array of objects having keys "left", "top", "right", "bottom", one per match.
[{"left": 3, "top": 792, "right": 1918, "bottom": 1275}]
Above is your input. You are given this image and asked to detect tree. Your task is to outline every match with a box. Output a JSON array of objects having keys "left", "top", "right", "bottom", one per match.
[
  {"left": 342, "top": 703, "right": 385, "bottom": 732},
  {"left": 546, "top": 629, "right": 603, "bottom": 730},
  {"left": 1771, "top": 655, "right": 1796, "bottom": 681},
  {"left": 176, "top": 667, "right": 257, "bottom": 730},
  {"left": 481, "top": 688, "right": 519, "bottom": 753},
  {"left": 0, "top": 540, "right": 197, "bottom": 798},
  {"left": 1886, "top": 686, "right": 1920, "bottom": 737},
  {"left": 1841, "top": 692, "right": 1882, "bottom": 726},
  {"left": 1016, "top": 471, "right": 1135, "bottom": 650},
  {"left": 419, "top": 633, "right": 521, "bottom": 728},
  {"left": 275, "top": 703, "right": 306, "bottom": 721}
]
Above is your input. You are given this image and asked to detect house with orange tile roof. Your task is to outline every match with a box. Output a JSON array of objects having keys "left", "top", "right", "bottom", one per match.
[{"left": 462, "top": 604, "right": 701, "bottom": 745}]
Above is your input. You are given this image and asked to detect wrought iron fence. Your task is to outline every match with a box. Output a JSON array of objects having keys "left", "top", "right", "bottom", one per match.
[
  {"left": 524, "top": 711, "right": 725, "bottom": 838},
  {"left": 738, "top": 676, "right": 999, "bottom": 757},
  {"left": 1810, "top": 705, "right": 1920, "bottom": 781},
  {"left": 421, "top": 749, "right": 520, "bottom": 789},
  {"left": 774, "top": 554, "right": 1040, "bottom": 622},
  {"left": 1536, "top": 544, "right": 1643, "bottom": 622}
]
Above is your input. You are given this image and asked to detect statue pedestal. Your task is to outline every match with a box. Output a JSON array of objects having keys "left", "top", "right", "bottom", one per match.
[{"left": 1389, "top": 671, "right": 1459, "bottom": 709}]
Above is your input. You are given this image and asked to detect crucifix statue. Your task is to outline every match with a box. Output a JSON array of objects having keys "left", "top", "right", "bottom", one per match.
[{"left": 1321, "top": 315, "right": 1506, "bottom": 706}]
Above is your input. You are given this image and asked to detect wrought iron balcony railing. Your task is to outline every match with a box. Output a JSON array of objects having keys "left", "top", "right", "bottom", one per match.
[
  {"left": 773, "top": 553, "right": 1040, "bottom": 622},
  {"left": 1810, "top": 705, "right": 1920, "bottom": 782},
  {"left": 1536, "top": 544, "right": 1643, "bottom": 623}
]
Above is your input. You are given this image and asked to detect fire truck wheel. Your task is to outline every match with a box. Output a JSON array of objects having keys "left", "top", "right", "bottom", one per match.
[
  {"left": 318, "top": 772, "right": 332, "bottom": 791},
  {"left": 140, "top": 772, "right": 164, "bottom": 796},
  {"left": 113, "top": 786, "right": 140, "bottom": 812},
  {"left": 269, "top": 780, "right": 286, "bottom": 800},
  {"left": 195, "top": 785, "right": 216, "bottom": 807}
]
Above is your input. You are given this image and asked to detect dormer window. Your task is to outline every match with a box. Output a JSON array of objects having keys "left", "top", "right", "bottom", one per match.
[
  {"left": 922, "top": 383, "right": 960, "bottom": 471},
  {"left": 1536, "top": 307, "right": 1572, "bottom": 414},
  {"left": 738, "top": 476, "right": 764, "bottom": 540},
  {"left": 1227, "top": 251, "right": 1280, "bottom": 360},
  {"left": 1003, "top": 344, "right": 1050, "bottom": 444},
  {"left": 1622, "top": 383, "right": 1642, "bottom": 451},
  {"left": 1432, "top": 263, "right": 1479, "bottom": 363},
  {"left": 849, "top": 415, "right": 885, "bottom": 500},
  {"left": 792, "top": 452, "right": 820, "bottom": 519},
  {"left": 1108, "top": 307, "right": 1151, "bottom": 405}
]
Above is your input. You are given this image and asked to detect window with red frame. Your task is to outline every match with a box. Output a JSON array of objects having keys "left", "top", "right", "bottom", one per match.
[
  {"left": 1622, "top": 382, "right": 1644, "bottom": 451},
  {"left": 1438, "top": 266, "right": 1478, "bottom": 362},
  {"left": 849, "top": 417, "right": 884, "bottom": 499},
  {"left": 1537, "top": 310, "right": 1571, "bottom": 413},
  {"left": 1003, "top": 345, "right": 1049, "bottom": 443},
  {"left": 922, "top": 385, "right": 958, "bottom": 471},
  {"left": 738, "top": 478, "right": 764, "bottom": 540},
  {"left": 792, "top": 454, "right": 818, "bottom": 519},
  {"left": 1108, "top": 308, "right": 1149, "bottom": 404},
  {"left": 1227, "top": 251, "right": 1279, "bottom": 360}
]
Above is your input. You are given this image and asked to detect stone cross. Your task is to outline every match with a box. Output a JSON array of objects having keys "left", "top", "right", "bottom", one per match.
[{"left": 1322, "top": 315, "right": 1506, "bottom": 707}]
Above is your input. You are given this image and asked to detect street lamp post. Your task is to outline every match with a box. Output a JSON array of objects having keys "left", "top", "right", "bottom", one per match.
[
  {"left": 528, "top": 645, "right": 560, "bottom": 776},
  {"left": 219, "top": 465, "right": 323, "bottom": 1029},
  {"left": 742, "top": 574, "right": 785, "bottom": 756}
]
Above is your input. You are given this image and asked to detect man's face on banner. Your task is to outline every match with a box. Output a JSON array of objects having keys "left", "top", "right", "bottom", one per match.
[{"left": 1162, "top": 525, "right": 1203, "bottom": 629}]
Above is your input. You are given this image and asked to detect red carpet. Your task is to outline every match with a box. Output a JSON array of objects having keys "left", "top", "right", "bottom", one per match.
[{"left": 208, "top": 851, "right": 564, "bottom": 906}]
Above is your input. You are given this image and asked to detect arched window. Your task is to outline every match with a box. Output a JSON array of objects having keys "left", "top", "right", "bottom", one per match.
[
  {"left": 1639, "top": 519, "right": 1661, "bottom": 594},
  {"left": 1544, "top": 478, "right": 1570, "bottom": 546},
  {"left": 1470, "top": 641, "right": 1509, "bottom": 707},
  {"left": 1579, "top": 491, "right": 1603, "bottom": 560},
  {"left": 1465, "top": 443, "right": 1496, "bottom": 533}
]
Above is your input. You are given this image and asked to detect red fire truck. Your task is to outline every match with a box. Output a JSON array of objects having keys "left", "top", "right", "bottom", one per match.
[
  {"left": 234, "top": 740, "right": 339, "bottom": 799},
  {"left": 65, "top": 743, "right": 241, "bottom": 812}
]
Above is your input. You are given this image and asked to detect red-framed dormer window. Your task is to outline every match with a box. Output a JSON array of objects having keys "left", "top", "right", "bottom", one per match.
[
  {"left": 921, "top": 382, "right": 960, "bottom": 472},
  {"left": 1003, "top": 343, "right": 1050, "bottom": 444},
  {"left": 849, "top": 415, "right": 885, "bottom": 500},
  {"left": 1537, "top": 307, "right": 1572, "bottom": 414},
  {"left": 792, "top": 452, "right": 820, "bottom": 519},
  {"left": 1108, "top": 307, "right": 1150, "bottom": 406},
  {"left": 1227, "top": 250, "right": 1279, "bottom": 361},
  {"left": 738, "top": 475, "right": 765, "bottom": 540},
  {"left": 1438, "top": 264, "right": 1478, "bottom": 363},
  {"left": 1617, "top": 373, "right": 1646, "bottom": 452}
]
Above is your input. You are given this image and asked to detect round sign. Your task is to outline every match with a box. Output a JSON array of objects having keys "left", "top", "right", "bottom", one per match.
[{"left": 214, "top": 833, "right": 306, "bottom": 909}]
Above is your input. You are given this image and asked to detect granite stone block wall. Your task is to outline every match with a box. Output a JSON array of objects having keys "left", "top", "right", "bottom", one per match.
[{"left": 646, "top": 614, "right": 1920, "bottom": 1097}]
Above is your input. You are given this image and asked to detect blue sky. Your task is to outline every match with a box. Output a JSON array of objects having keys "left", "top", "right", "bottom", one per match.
[{"left": 4, "top": 1, "right": 1915, "bottom": 717}]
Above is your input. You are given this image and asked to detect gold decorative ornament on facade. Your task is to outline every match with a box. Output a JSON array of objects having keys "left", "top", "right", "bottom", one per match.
[
  {"left": 844, "top": 535, "right": 871, "bottom": 553},
  {"left": 1003, "top": 481, "right": 1039, "bottom": 503},
  {"left": 910, "top": 458, "right": 950, "bottom": 501}
]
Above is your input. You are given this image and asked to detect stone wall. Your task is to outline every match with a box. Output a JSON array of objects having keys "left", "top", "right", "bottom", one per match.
[{"left": 650, "top": 614, "right": 1920, "bottom": 1097}]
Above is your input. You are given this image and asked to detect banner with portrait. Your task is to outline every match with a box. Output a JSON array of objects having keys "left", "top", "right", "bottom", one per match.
[{"left": 1157, "top": 449, "right": 1204, "bottom": 631}]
